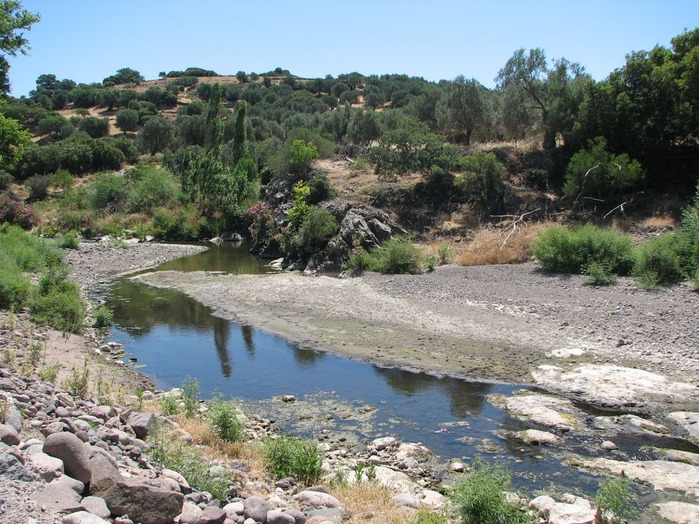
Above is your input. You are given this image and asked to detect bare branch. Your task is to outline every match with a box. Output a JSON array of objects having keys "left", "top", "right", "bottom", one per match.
[
  {"left": 603, "top": 200, "right": 629, "bottom": 219},
  {"left": 491, "top": 208, "right": 542, "bottom": 249},
  {"left": 572, "top": 163, "right": 601, "bottom": 206}
]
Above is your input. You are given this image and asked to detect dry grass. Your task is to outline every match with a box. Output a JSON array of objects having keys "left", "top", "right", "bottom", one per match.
[
  {"left": 334, "top": 482, "right": 421, "bottom": 523},
  {"left": 456, "top": 225, "right": 545, "bottom": 266}
]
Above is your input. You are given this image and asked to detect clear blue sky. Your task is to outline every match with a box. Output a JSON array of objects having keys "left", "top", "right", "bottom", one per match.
[{"left": 7, "top": 0, "right": 699, "bottom": 97}]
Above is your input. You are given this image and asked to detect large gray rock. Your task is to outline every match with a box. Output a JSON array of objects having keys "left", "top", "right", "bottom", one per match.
[
  {"left": 0, "top": 451, "right": 35, "bottom": 481},
  {"left": 668, "top": 411, "right": 699, "bottom": 440},
  {"left": 51, "top": 475, "right": 85, "bottom": 495},
  {"left": 266, "top": 509, "right": 296, "bottom": 524},
  {"left": 100, "top": 478, "right": 184, "bottom": 524},
  {"left": 28, "top": 451, "right": 64, "bottom": 481},
  {"left": 179, "top": 501, "right": 203, "bottom": 524},
  {"left": 488, "top": 392, "right": 582, "bottom": 432},
  {"left": 653, "top": 501, "right": 699, "bottom": 524},
  {"left": 126, "top": 412, "right": 158, "bottom": 439},
  {"left": 201, "top": 506, "right": 227, "bottom": 524},
  {"left": 44, "top": 432, "right": 92, "bottom": 483},
  {"left": 0, "top": 423, "right": 20, "bottom": 445},
  {"left": 32, "top": 483, "right": 84, "bottom": 514},
  {"left": 88, "top": 451, "right": 121, "bottom": 494},
  {"left": 294, "top": 490, "right": 342, "bottom": 509},
  {"left": 244, "top": 495, "right": 268, "bottom": 523}
]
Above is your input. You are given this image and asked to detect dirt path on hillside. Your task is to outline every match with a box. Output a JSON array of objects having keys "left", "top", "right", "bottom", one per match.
[{"left": 133, "top": 264, "right": 699, "bottom": 411}]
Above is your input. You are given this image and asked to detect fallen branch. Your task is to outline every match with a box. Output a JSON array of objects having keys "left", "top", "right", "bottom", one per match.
[
  {"left": 572, "top": 163, "right": 601, "bottom": 206},
  {"left": 603, "top": 200, "right": 629, "bottom": 219},
  {"left": 491, "top": 208, "right": 542, "bottom": 249}
]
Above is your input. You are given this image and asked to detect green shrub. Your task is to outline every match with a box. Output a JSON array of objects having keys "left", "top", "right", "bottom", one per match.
[
  {"left": 205, "top": 396, "right": 244, "bottom": 443},
  {"left": 90, "top": 172, "right": 129, "bottom": 213},
  {"left": 451, "top": 460, "right": 530, "bottom": 524},
  {"left": 264, "top": 435, "right": 323, "bottom": 486},
  {"left": 181, "top": 377, "right": 200, "bottom": 418},
  {"left": 532, "top": 225, "right": 635, "bottom": 275},
  {"left": 152, "top": 205, "right": 202, "bottom": 240},
  {"left": 455, "top": 152, "right": 505, "bottom": 204},
  {"left": 306, "top": 175, "right": 335, "bottom": 204},
  {"left": 159, "top": 395, "right": 181, "bottom": 416},
  {"left": 30, "top": 281, "right": 85, "bottom": 333},
  {"left": 0, "top": 193, "right": 36, "bottom": 229},
  {"left": 26, "top": 174, "right": 52, "bottom": 201},
  {"left": 583, "top": 261, "right": 617, "bottom": 286},
  {"left": 0, "top": 254, "right": 30, "bottom": 310},
  {"left": 341, "top": 245, "right": 375, "bottom": 273},
  {"left": 52, "top": 169, "right": 74, "bottom": 190},
  {"left": 62, "top": 359, "right": 89, "bottom": 398},
  {"left": 633, "top": 235, "right": 685, "bottom": 289},
  {"left": 56, "top": 231, "right": 80, "bottom": 249},
  {"left": 148, "top": 428, "right": 229, "bottom": 500},
  {"left": 594, "top": 476, "right": 638, "bottom": 522},
  {"left": 373, "top": 238, "right": 424, "bottom": 274},
  {"left": 0, "top": 170, "right": 13, "bottom": 190},
  {"left": 293, "top": 207, "right": 338, "bottom": 256},
  {"left": 93, "top": 305, "right": 113, "bottom": 328},
  {"left": 438, "top": 243, "right": 454, "bottom": 265},
  {"left": 125, "top": 165, "right": 179, "bottom": 214}
]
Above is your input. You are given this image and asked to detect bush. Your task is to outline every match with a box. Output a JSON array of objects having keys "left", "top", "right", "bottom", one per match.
[
  {"left": 26, "top": 175, "right": 52, "bottom": 201},
  {"left": 93, "top": 305, "right": 113, "bottom": 328},
  {"left": 633, "top": 235, "right": 685, "bottom": 289},
  {"left": 126, "top": 165, "right": 179, "bottom": 214},
  {"left": 0, "top": 253, "right": 30, "bottom": 310},
  {"left": 0, "top": 170, "right": 13, "bottom": 190},
  {"left": 373, "top": 238, "right": 424, "bottom": 274},
  {"left": 264, "top": 435, "right": 322, "bottom": 486},
  {"left": 583, "top": 261, "right": 617, "bottom": 286},
  {"left": 181, "top": 377, "right": 200, "bottom": 418},
  {"left": 0, "top": 193, "right": 36, "bottom": 229},
  {"left": 56, "top": 230, "right": 80, "bottom": 249},
  {"left": 293, "top": 207, "right": 338, "bottom": 257},
  {"left": 306, "top": 175, "right": 335, "bottom": 204},
  {"left": 455, "top": 152, "right": 505, "bottom": 205},
  {"left": 90, "top": 173, "right": 129, "bottom": 213},
  {"left": 451, "top": 460, "right": 529, "bottom": 524},
  {"left": 152, "top": 205, "right": 202, "bottom": 240},
  {"left": 30, "top": 268, "right": 85, "bottom": 333},
  {"left": 52, "top": 169, "right": 74, "bottom": 190},
  {"left": 531, "top": 225, "right": 635, "bottom": 275},
  {"left": 204, "top": 396, "right": 244, "bottom": 443},
  {"left": 594, "top": 476, "right": 638, "bottom": 523}
]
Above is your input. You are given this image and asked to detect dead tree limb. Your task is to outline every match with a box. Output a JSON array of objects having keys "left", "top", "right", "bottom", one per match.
[
  {"left": 572, "top": 163, "right": 601, "bottom": 206},
  {"left": 491, "top": 208, "right": 542, "bottom": 249},
  {"left": 603, "top": 200, "right": 629, "bottom": 219}
]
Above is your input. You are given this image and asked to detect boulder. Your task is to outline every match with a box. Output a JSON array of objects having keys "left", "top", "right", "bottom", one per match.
[
  {"left": 28, "top": 451, "right": 64, "bottom": 481},
  {"left": 179, "top": 501, "right": 203, "bottom": 524},
  {"left": 61, "top": 511, "right": 111, "bottom": 524},
  {"left": 32, "top": 483, "right": 84, "bottom": 514},
  {"left": 266, "top": 509, "right": 296, "bottom": 524},
  {"left": 51, "top": 475, "right": 85, "bottom": 494},
  {"left": 668, "top": 411, "right": 699, "bottom": 440},
  {"left": 515, "top": 429, "right": 563, "bottom": 446},
  {"left": 653, "top": 501, "right": 699, "bottom": 524},
  {"left": 201, "top": 506, "right": 227, "bottom": 524},
  {"left": 0, "top": 423, "right": 20, "bottom": 446},
  {"left": 294, "top": 490, "right": 342, "bottom": 509},
  {"left": 126, "top": 412, "right": 158, "bottom": 439},
  {"left": 0, "top": 451, "right": 35, "bottom": 481},
  {"left": 80, "top": 496, "right": 111, "bottom": 519},
  {"left": 44, "top": 432, "right": 92, "bottom": 483},
  {"left": 88, "top": 450, "right": 121, "bottom": 494},
  {"left": 243, "top": 496, "right": 268, "bottom": 523},
  {"left": 99, "top": 478, "right": 184, "bottom": 524}
]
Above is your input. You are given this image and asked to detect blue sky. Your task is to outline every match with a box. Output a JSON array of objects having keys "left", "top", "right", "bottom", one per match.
[{"left": 7, "top": 1, "right": 699, "bottom": 97}]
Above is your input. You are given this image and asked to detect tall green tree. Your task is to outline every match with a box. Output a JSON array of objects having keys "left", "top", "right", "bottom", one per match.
[
  {"left": 0, "top": 0, "right": 40, "bottom": 96},
  {"left": 437, "top": 76, "right": 487, "bottom": 144}
]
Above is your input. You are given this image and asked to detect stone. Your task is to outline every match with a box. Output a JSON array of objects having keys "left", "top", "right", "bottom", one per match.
[
  {"left": 489, "top": 392, "right": 581, "bottom": 432},
  {"left": 653, "top": 501, "right": 699, "bottom": 524},
  {"left": 61, "top": 511, "right": 111, "bottom": 524},
  {"left": 419, "top": 489, "right": 446, "bottom": 508},
  {"left": 450, "top": 461, "right": 465, "bottom": 472},
  {"left": 266, "top": 509, "right": 295, "bottom": 524},
  {"left": 4, "top": 406, "right": 22, "bottom": 431},
  {"left": 32, "top": 483, "right": 84, "bottom": 514},
  {"left": 179, "top": 501, "right": 203, "bottom": 524},
  {"left": 222, "top": 501, "right": 245, "bottom": 518},
  {"left": 100, "top": 478, "right": 184, "bottom": 524},
  {"left": 0, "top": 451, "right": 35, "bottom": 481},
  {"left": 88, "top": 451, "right": 121, "bottom": 494},
  {"left": 201, "top": 506, "right": 227, "bottom": 524},
  {"left": 28, "top": 451, "right": 64, "bottom": 481},
  {"left": 51, "top": 475, "right": 85, "bottom": 494},
  {"left": 369, "top": 436, "right": 398, "bottom": 451},
  {"left": 306, "top": 508, "right": 346, "bottom": 523},
  {"left": 515, "top": 429, "right": 563, "bottom": 446},
  {"left": 668, "top": 411, "right": 699, "bottom": 440},
  {"left": 0, "top": 423, "right": 20, "bottom": 445},
  {"left": 243, "top": 495, "right": 268, "bottom": 523},
  {"left": 529, "top": 495, "right": 556, "bottom": 514},
  {"left": 373, "top": 466, "right": 419, "bottom": 493},
  {"left": 44, "top": 432, "right": 92, "bottom": 483},
  {"left": 126, "top": 412, "right": 158, "bottom": 439},
  {"left": 654, "top": 448, "right": 699, "bottom": 466},
  {"left": 545, "top": 500, "right": 597, "bottom": 524},
  {"left": 395, "top": 442, "right": 431, "bottom": 462},
  {"left": 393, "top": 493, "right": 418, "bottom": 508},
  {"left": 294, "top": 490, "right": 342, "bottom": 509},
  {"left": 80, "top": 496, "right": 111, "bottom": 519},
  {"left": 574, "top": 457, "right": 699, "bottom": 498},
  {"left": 600, "top": 441, "right": 618, "bottom": 451}
]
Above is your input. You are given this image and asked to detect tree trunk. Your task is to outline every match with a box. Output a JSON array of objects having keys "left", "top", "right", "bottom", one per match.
[{"left": 542, "top": 111, "right": 556, "bottom": 150}]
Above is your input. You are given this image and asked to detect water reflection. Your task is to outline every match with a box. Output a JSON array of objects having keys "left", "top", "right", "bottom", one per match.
[
  {"left": 213, "top": 317, "right": 232, "bottom": 377},
  {"left": 156, "top": 242, "right": 267, "bottom": 274},
  {"left": 241, "top": 324, "right": 255, "bottom": 354}
]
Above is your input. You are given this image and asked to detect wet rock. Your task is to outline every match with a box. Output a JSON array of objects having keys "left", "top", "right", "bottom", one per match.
[
  {"left": 514, "top": 429, "right": 563, "bottom": 446},
  {"left": 489, "top": 391, "right": 581, "bottom": 432},
  {"left": 532, "top": 364, "right": 697, "bottom": 409},
  {"left": 369, "top": 436, "right": 398, "bottom": 451},
  {"left": 594, "top": 414, "right": 669, "bottom": 435},
  {"left": 573, "top": 457, "right": 699, "bottom": 498},
  {"left": 44, "top": 432, "right": 92, "bottom": 483}
]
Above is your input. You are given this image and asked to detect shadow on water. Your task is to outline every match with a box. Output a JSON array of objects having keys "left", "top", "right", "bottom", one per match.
[{"left": 104, "top": 242, "right": 674, "bottom": 498}]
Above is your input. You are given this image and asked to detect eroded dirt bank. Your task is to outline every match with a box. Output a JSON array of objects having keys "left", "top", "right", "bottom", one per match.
[{"left": 133, "top": 264, "right": 699, "bottom": 412}]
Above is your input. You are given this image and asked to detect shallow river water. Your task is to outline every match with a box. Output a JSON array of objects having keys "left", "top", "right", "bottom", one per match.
[{"left": 103, "top": 242, "right": 672, "bottom": 497}]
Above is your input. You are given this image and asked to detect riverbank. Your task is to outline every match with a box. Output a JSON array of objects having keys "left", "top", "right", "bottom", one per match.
[{"left": 133, "top": 264, "right": 699, "bottom": 413}]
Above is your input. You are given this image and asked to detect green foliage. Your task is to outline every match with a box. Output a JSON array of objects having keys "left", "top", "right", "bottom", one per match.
[
  {"left": 90, "top": 172, "right": 128, "bottom": 213},
  {"left": 583, "top": 261, "right": 617, "bottom": 286},
  {"left": 148, "top": 428, "right": 229, "bottom": 501},
  {"left": 532, "top": 225, "right": 636, "bottom": 275},
  {"left": 0, "top": 113, "right": 32, "bottom": 168},
  {"left": 455, "top": 152, "right": 505, "bottom": 204},
  {"left": 292, "top": 207, "right": 338, "bottom": 256},
  {"left": 159, "top": 395, "right": 181, "bottom": 416},
  {"left": 563, "top": 137, "right": 644, "bottom": 200},
  {"left": 30, "top": 267, "right": 85, "bottom": 333},
  {"left": 594, "top": 476, "right": 638, "bottom": 522},
  {"left": 62, "top": 359, "right": 89, "bottom": 398},
  {"left": 264, "top": 435, "right": 323, "bottom": 486},
  {"left": 438, "top": 243, "right": 454, "bottom": 265},
  {"left": 115, "top": 108, "right": 140, "bottom": 133},
  {"left": 0, "top": 192, "right": 34, "bottom": 228},
  {"left": 125, "top": 164, "right": 178, "bottom": 214},
  {"left": 0, "top": 1, "right": 40, "bottom": 95},
  {"left": 344, "top": 237, "right": 424, "bottom": 274},
  {"left": 152, "top": 205, "right": 202, "bottom": 240},
  {"left": 103, "top": 67, "right": 144, "bottom": 86},
  {"left": 285, "top": 181, "right": 311, "bottom": 229},
  {"left": 0, "top": 251, "right": 30, "bottom": 309},
  {"left": 137, "top": 117, "right": 173, "bottom": 155},
  {"left": 451, "top": 460, "right": 530, "bottom": 524},
  {"left": 306, "top": 175, "right": 335, "bottom": 204},
  {"left": 51, "top": 169, "right": 74, "bottom": 190},
  {"left": 633, "top": 234, "right": 685, "bottom": 289},
  {"left": 26, "top": 174, "right": 51, "bottom": 201},
  {"left": 0, "top": 169, "right": 13, "bottom": 189},
  {"left": 289, "top": 139, "right": 318, "bottom": 175},
  {"left": 38, "top": 362, "right": 60, "bottom": 384},
  {"left": 204, "top": 396, "right": 244, "bottom": 443},
  {"left": 181, "top": 376, "right": 200, "bottom": 418},
  {"left": 93, "top": 305, "right": 113, "bottom": 328},
  {"left": 78, "top": 117, "right": 109, "bottom": 139},
  {"left": 56, "top": 230, "right": 80, "bottom": 249}
]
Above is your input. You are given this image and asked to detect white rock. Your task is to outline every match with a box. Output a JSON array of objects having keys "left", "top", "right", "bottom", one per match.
[
  {"left": 419, "top": 489, "right": 446, "bottom": 508},
  {"left": 668, "top": 412, "right": 699, "bottom": 440},
  {"left": 601, "top": 440, "right": 618, "bottom": 451},
  {"left": 654, "top": 501, "right": 699, "bottom": 524},
  {"left": 294, "top": 490, "right": 342, "bottom": 508},
  {"left": 515, "top": 429, "right": 563, "bottom": 446},
  {"left": 393, "top": 493, "right": 419, "bottom": 508},
  {"left": 370, "top": 436, "right": 398, "bottom": 451},
  {"left": 28, "top": 451, "right": 64, "bottom": 481},
  {"left": 61, "top": 511, "right": 110, "bottom": 524}
]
